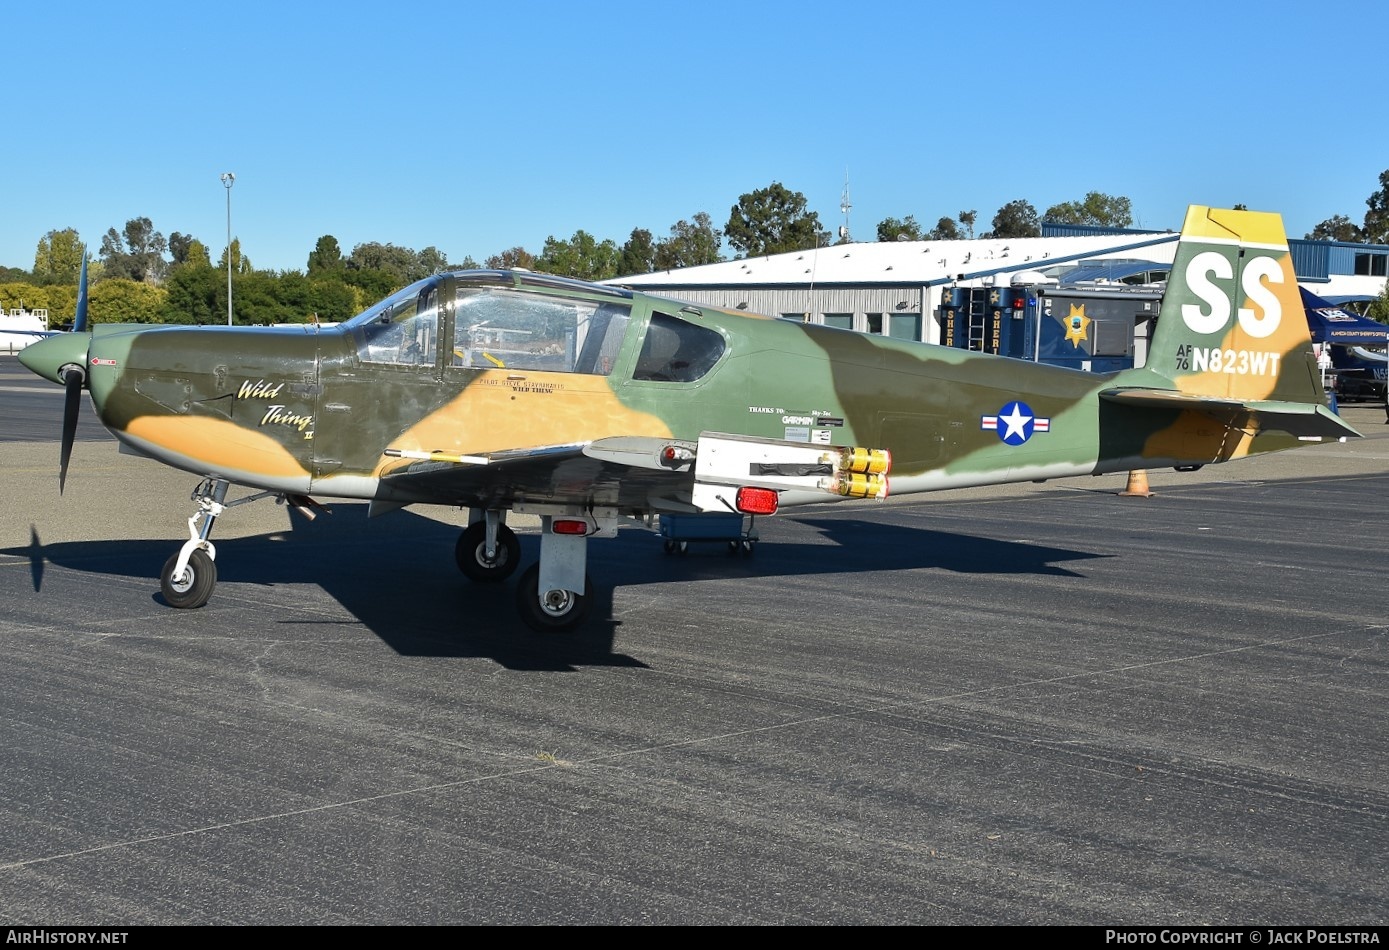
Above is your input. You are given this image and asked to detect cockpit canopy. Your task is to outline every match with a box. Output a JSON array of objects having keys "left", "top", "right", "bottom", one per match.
[{"left": 343, "top": 270, "right": 724, "bottom": 382}]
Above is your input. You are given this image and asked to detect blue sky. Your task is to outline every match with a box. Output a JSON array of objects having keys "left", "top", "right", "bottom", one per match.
[{"left": 4, "top": 1, "right": 1384, "bottom": 275}]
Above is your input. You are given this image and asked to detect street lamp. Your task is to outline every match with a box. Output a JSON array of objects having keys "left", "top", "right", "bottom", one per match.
[{"left": 221, "top": 172, "right": 235, "bottom": 326}]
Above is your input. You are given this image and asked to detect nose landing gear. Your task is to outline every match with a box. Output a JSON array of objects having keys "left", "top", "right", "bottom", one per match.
[
  {"left": 159, "top": 478, "right": 326, "bottom": 609},
  {"left": 159, "top": 478, "right": 230, "bottom": 609}
]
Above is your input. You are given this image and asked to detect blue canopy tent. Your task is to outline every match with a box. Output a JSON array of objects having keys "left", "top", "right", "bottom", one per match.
[
  {"left": 1300, "top": 287, "right": 1388, "bottom": 344},
  {"left": 1299, "top": 287, "right": 1388, "bottom": 404}
]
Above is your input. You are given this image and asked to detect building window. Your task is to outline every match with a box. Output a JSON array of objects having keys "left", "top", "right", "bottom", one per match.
[
  {"left": 1354, "top": 253, "right": 1387, "bottom": 277},
  {"left": 866, "top": 313, "right": 883, "bottom": 334},
  {"left": 822, "top": 313, "right": 854, "bottom": 330},
  {"left": 888, "top": 313, "right": 921, "bottom": 341}
]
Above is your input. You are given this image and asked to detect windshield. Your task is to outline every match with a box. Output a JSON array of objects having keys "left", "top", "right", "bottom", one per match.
[
  {"left": 342, "top": 277, "right": 438, "bottom": 329},
  {"left": 347, "top": 278, "right": 441, "bottom": 366}
]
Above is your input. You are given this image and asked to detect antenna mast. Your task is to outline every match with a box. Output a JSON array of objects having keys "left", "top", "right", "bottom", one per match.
[{"left": 838, "top": 169, "right": 852, "bottom": 243}]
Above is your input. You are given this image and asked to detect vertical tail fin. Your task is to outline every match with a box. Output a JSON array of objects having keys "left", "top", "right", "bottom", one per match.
[
  {"left": 1104, "top": 205, "right": 1359, "bottom": 443},
  {"left": 1144, "top": 205, "right": 1322, "bottom": 403}
]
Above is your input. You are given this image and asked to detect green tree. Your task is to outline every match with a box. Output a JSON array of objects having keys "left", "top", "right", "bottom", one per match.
[
  {"left": 1305, "top": 215, "right": 1364, "bottom": 242},
  {"left": 309, "top": 277, "right": 366, "bottom": 322},
  {"left": 0, "top": 283, "right": 77, "bottom": 321},
  {"left": 876, "top": 216, "right": 924, "bottom": 242},
  {"left": 486, "top": 247, "right": 536, "bottom": 270},
  {"left": 90, "top": 278, "right": 166, "bottom": 322},
  {"left": 307, "top": 235, "right": 344, "bottom": 275},
  {"left": 161, "top": 263, "right": 220, "bottom": 324},
  {"left": 0, "top": 282, "right": 53, "bottom": 315},
  {"left": 216, "top": 238, "right": 253, "bottom": 275},
  {"left": 342, "top": 268, "right": 400, "bottom": 301},
  {"left": 618, "top": 228, "right": 655, "bottom": 275},
  {"left": 1367, "top": 282, "right": 1389, "bottom": 324},
  {"left": 535, "top": 230, "right": 621, "bottom": 281},
  {"left": 417, "top": 246, "right": 449, "bottom": 277},
  {"left": 223, "top": 271, "right": 277, "bottom": 325},
  {"left": 958, "top": 210, "right": 977, "bottom": 240},
  {"left": 346, "top": 242, "right": 415, "bottom": 283},
  {"left": 33, "top": 228, "right": 85, "bottom": 285},
  {"left": 100, "top": 217, "right": 168, "bottom": 284},
  {"left": 1362, "top": 169, "right": 1389, "bottom": 245},
  {"left": 654, "top": 213, "right": 723, "bottom": 270},
  {"left": 1043, "top": 192, "right": 1133, "bottom": 228},
  {"left": 725, "top": 183, "right": 826, "bottom": 258},
  {"left": 928, "top": 217, "right": 961, "bottom": 240},
  {"left": 984, "top": 199, "right": 1041, "bottom": 239},
  {"left": 169, "top": 234, "right": 211, "bottom": 268}
]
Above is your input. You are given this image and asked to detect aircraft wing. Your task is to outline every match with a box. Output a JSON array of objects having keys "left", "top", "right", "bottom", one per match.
[
  {"left": 375, "top": 438, "right": 700, "bottom": 513},
  {"left": 374, "top": 433, "right": 892, "bottom": 515},
  {"left": 1099, "top": 388, "right": 1362, "bottom": 440}
]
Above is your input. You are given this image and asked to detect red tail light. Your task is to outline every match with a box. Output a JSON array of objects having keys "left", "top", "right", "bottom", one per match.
[
  {"left": 735, "top": 487, "right": 779, "bottom": 515},
  {"left": 552, "top": 519, "right": 588, "bottom": 535}
]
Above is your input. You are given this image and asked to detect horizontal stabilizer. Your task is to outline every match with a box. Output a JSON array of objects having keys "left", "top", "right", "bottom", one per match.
[{"left": 1100, "top": 388, "right": 1361, "bottom": 440}]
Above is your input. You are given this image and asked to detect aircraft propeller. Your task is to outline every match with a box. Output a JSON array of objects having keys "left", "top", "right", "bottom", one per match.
[
  {"left": 18, "top": 253, "right": 91, "bottom": 493},
  {"left": 58, "top": 255, "right": 91, "bottom": 493}
]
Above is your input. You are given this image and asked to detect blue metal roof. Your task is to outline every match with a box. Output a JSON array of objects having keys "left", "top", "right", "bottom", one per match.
[{"left": 1058, "top": 260, "right": 1168, "bottom": 283}]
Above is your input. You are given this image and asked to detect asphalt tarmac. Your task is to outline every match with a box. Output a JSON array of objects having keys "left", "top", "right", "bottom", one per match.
[{"left": 1, "top": 354, "right": 1386, "bottom": 925}]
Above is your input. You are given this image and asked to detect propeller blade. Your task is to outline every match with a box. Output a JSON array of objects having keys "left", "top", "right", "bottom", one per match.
[
  {"left": 59, "top": 367, "right": 83, "bottom": 494},
  {"left": 74, "top": 253, "right": 89, "bottom": 333}
]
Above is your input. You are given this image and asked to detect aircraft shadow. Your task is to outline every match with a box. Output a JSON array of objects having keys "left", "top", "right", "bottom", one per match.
[{"left": 9, "top": 504, "right": 1106, "bottom": 668}]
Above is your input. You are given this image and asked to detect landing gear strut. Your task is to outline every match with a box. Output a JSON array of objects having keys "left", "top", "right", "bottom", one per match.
[
  {"left": 509, "top": 504, "right": 615, "bottom": 633},
  {"left": 455, "top": 512, "right": 520, "bottom": 582},
  {"left": 159, "top": 478, "right": 324, "bottom": 609},
  {"left": 160, "top": 478, "right": 230, "bottom": 609}
]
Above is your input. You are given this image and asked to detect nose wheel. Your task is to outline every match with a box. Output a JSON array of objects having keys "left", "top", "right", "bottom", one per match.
[
  {"left": 157, "top": 478, "right": 321, "bottom": 610},
  {"left": 160, "top": 549, "right": 217, "bottom": 609}
]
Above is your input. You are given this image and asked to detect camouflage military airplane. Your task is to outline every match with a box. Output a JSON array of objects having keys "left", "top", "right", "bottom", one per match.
[{"left": 18, "top": 205, "right": 1360, "bottom": 631}]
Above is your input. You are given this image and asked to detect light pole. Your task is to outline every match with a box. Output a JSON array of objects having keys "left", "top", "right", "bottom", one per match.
[{"left": 221, "top": 172, "right": 235, "bottom": 325}]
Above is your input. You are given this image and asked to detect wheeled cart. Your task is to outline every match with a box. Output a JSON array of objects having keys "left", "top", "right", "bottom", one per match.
[{"left": 658, "top": 513, "right": 758, "bottom": 556}]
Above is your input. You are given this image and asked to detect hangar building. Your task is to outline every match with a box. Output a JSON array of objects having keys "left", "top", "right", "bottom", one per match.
[{"left": 610, "top": 222, "right": 1388, "bottom": 374}]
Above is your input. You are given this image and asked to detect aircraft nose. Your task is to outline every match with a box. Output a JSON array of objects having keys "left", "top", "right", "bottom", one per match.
[{"left": 18, "top": 331, "right": 90, "bottom": 385}]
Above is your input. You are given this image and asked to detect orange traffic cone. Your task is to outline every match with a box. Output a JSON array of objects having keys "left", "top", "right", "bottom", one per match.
[{"left": 1119, "top": 469, "right": 1154, "bottom": 498}]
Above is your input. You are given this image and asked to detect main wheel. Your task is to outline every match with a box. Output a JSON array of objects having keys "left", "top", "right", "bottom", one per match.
[
  {"left": 516, "top": 563, "right": 592, "bottom": 632},
  {"left": 160, "top": 549, "right": 217, "bottom": 609},
  {"left": 455, "top": 522, "right": 520, "bottom": 582}
]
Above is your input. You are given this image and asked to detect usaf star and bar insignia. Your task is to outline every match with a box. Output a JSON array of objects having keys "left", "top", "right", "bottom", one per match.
[{"left": 981, "top": 401, "right": 1051, "bottom": 445}]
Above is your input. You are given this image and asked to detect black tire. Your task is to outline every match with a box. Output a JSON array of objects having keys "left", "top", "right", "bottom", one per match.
[
  {"left": 455, "top": 522, "right": 520, "bottom": 582},
  {"left": 515, "top": 563, "right": 592, "bottom": 632},
  {"left": 160, "top": 549, "right": 217, "bottom": 609}
]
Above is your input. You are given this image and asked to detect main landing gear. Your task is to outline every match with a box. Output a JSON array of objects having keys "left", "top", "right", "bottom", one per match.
[
  {"left": 454, "top": 512, "right": 520, "bottom": 582},
  {"left": 463, "top": 504, "right": 613, "bottom": 633}
]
